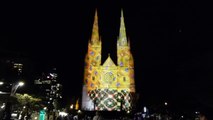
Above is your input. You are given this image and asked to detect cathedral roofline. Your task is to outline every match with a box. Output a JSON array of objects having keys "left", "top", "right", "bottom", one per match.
[{"left": 102, "top": 54, "right": 116, "bottom": 67}]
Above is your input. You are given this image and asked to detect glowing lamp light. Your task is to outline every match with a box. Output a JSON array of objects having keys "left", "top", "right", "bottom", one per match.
[
  {"left": 143, "top": 106, "right": 147, "bottom": 113},
  {"left": 77, "top": 110, "right": 81, "bottom": 113},
  {"left": 1, "top": 103, "right": 5, "bottom": 109},
  {"left": 70, "top": 104, "right": 73, "bottom": 109},
  {"left": 195, "top": 111, "right": 200, "bottom": 114},
  {"left": 11, "top": 113, "right": 18, "bottom": 117},
  {"left": 0, "top": 82, "right": 4, "bottom": 85},
  {"left": 43, "top": 107, "right": 47, "bottom": 110},
  {"left": 59, "top": 112, "right": 68, "bottom": 117},
  {"left": 18, "top": 82, "right": 24, "bottom": 86},
  {"left": 50, "top": 73, "right": 54, "bottom": 77}
]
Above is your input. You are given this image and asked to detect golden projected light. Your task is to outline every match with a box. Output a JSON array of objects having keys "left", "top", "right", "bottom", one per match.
[{"left": 82, "top": 9, "right": 136, "bottom": 111}]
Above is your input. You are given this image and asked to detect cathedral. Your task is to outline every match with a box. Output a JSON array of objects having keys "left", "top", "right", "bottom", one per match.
[{"left": 81, "top": 9, "right": 136, "bottom": 112}]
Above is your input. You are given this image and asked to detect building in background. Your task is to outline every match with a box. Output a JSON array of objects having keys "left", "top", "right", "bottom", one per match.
[
  {"left": 0, "top": 57, "right": 25, "bottom": 94},
  {"left": 81, "top": 9, "right": 136, "bottom": 112},
  {"left": 34, "top": 68, "right": 62, "bottom": 111},
  {"left": 13, "top": 63, "right": 23, "bottom": 76}
]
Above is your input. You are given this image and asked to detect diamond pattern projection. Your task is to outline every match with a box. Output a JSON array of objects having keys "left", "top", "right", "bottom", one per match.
[{"left": 88, "top": 89, "right": 133, "bottom": 111}]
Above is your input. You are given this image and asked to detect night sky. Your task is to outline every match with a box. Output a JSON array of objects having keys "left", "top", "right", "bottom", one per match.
[{"left": 1, "top": 0, "right": 213, "bottom": 111}]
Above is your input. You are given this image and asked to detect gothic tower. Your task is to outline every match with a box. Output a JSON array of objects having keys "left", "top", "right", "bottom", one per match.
[{"left": 81, "top": 9, "right": 135, "bottom": 111}]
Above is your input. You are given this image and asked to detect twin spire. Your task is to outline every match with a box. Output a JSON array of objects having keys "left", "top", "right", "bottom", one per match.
[
  {"left": 90, "top": 9, "right": 127, "bottom": 46},
  {"left": 118, "top": 10, "right": 127, "bottom": 46},
  {"left": 91, "top": 10, "right": 99, "bottom": 44}
]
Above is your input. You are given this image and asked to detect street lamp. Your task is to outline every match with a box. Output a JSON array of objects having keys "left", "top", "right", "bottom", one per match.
[
  {"left": 0, "top": 81, "right": 4, "bottom": 85},
  {"left": 1, "top": 81, "right": 25, "bottom": 120},
  {"left": 10, "top": 81, "right": 25, "bottom": 96}
]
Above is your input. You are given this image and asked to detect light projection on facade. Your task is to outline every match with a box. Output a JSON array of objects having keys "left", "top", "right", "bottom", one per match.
[{"left": 81, "top": 9, "right": 136, "bottom": 112}]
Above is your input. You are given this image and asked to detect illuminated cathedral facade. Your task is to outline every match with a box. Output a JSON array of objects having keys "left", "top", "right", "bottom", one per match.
[{"left": 81, "top": 9, "right": 135, "bottom": 111}]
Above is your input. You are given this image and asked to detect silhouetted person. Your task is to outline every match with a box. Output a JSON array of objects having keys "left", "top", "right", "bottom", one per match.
[
  {"left": 92, "top": 112, "right": 102, "bottom": 120},
  {"left": 2, "top": 102, "right": 11, "bottom": 120}
]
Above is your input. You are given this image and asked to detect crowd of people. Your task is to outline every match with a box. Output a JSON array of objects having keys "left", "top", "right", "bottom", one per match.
[
  {"left": 56, "top": 111, "right": 133, "bottom": 120},
  {"left": 56, "top": 110, "right": 212, "bottom": 120}
]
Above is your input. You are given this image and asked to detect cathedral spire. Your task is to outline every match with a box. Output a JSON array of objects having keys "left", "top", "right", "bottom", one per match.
[
  {"left": 91, "top": 9, "right": 100, "bottom": 44},
  {"left": 118, "top": 9, "right": 127, "bottom": 46}
]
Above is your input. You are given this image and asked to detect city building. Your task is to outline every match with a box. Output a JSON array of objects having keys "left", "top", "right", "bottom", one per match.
[
  {"left": 34, "top": 68, "right": 62, "bottom": 111},
  {"left": 0, "top": 58, "right": 25, "bottom": 94},
  {"left": 81, "top": 9, "right": 136, "bottom": 112}
]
